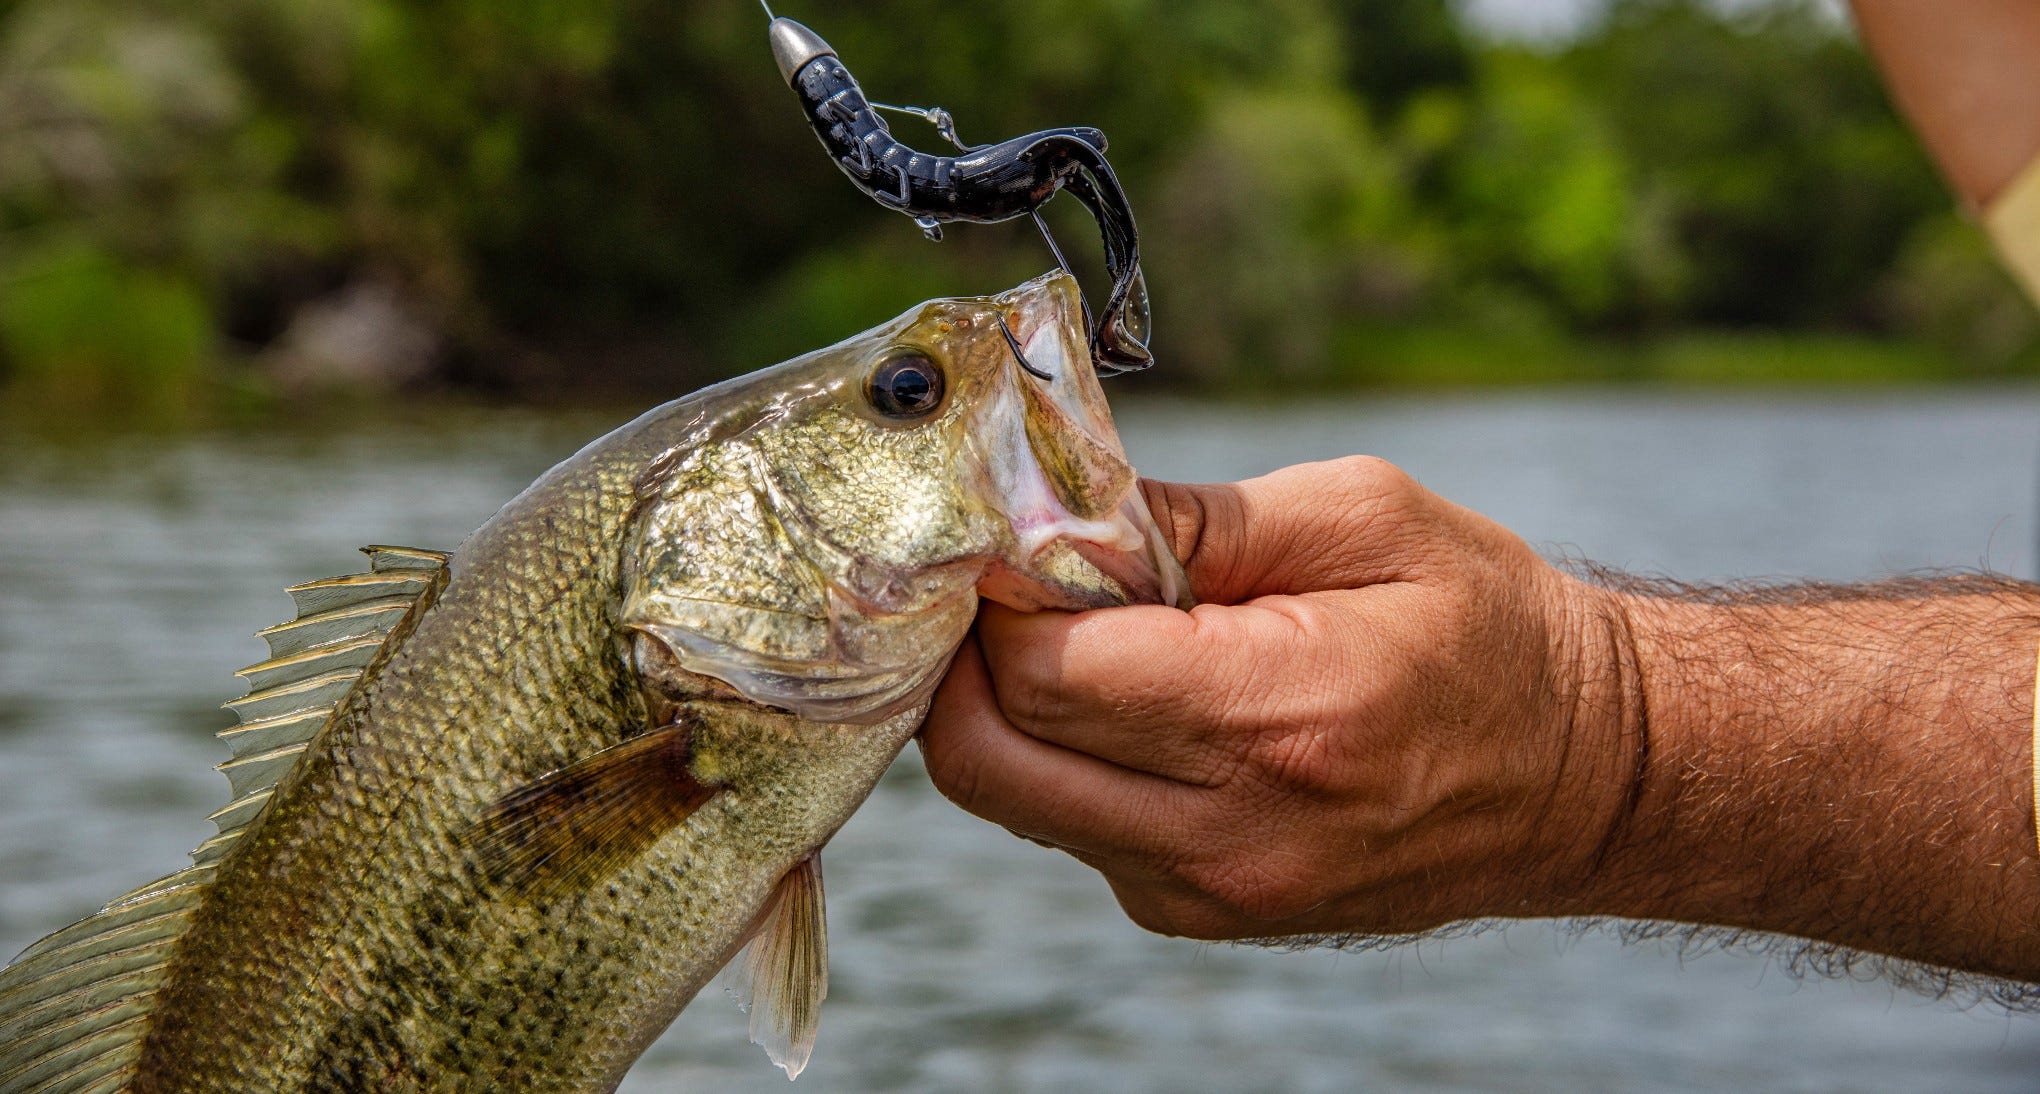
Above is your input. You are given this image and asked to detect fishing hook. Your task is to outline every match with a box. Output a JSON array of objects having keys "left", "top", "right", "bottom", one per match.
[{"left": 997, "top": 315, "right": 1055, "bottom": 382}]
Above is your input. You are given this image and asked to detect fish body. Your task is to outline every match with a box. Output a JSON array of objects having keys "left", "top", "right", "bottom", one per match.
[{"left": 0, "top": 272, "right": 1186, "bottom": 1092}]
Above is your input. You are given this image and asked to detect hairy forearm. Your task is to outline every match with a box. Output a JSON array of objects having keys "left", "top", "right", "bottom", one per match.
[
  {"left": 1850, "top": 0, "right": 2040, "bottom": 208},
  {"left": 1578, "top": 577, "right": 2040, "bottom": 981}
]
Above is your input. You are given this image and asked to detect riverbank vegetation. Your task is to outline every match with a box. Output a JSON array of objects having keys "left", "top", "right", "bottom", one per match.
[{"left": 1, "top": 0, "right": 2034, "bottom": 414}]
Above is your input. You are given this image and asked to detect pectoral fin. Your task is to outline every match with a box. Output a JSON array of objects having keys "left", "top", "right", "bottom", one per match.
[
  {"left": 469, "top": 724, "right": 718, "bottom": 900},
  {"left": 722, "top": 856, "right": 828, "bottom": 1080}
]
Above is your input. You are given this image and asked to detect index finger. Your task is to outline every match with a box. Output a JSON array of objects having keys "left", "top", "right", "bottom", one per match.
[
  {"left": 919, "top": 633, "right": 1204, "bottom": 862},
  {"left": 972, "top": 587, "right": 1414, "bottom": 785}
]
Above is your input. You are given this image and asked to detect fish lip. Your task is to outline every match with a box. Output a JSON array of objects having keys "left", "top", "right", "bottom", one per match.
[
  {"left": 974, "top": 505, "right": 1188, "bottom": 613},
  {"left": 995, "top": 271, "right": 1081, "bottom": 353},
  {"left": 976, "top": 272, "right": 1192, "bottom": 612}
]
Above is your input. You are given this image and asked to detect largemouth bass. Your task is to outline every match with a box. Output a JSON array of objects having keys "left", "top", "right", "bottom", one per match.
[{"left": 0, "top": 271, "right": 1189, "bottom": 1092}]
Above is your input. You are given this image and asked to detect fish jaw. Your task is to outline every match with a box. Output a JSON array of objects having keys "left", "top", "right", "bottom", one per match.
[{"left": 973, "top": 272, "right": 1193, "bottom": 613}]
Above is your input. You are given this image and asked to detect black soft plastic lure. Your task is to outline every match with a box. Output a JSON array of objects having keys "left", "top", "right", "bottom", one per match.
[{"left": 767, "top": 13, "right": 1152, "bottom": 375}]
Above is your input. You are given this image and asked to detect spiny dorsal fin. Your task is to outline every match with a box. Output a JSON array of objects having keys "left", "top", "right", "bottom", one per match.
[
  {"left": 0, "top": 546, "right": 447, "bottom": 1094},
  {"left": 364, "top": 544, "right": 449, "bottom": 572},
  {"left": 210, "top": 545, "right": 448, "bottom": 847}
]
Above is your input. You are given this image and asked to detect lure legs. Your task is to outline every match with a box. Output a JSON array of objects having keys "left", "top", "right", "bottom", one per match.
[{"left": 871, "top": 103, "right": 972, "bottom": 152}]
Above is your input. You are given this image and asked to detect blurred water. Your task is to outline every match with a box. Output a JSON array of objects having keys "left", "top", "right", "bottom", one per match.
[
  {"left": 1461, "top": 0, "right": 1851, "bottom": 42},
  {"left": 3, "top": 390, "right": 2039, "bottom": 1092}
]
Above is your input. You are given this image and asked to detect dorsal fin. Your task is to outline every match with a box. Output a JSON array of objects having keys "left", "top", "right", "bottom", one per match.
[
  {"left": 0, "top": 545, "right": 448, "bottom": 1094},
  {"left": 0, "top": 873, "right": 207, "bottom": 1093},
  {"left": 211, "top": 546, "right": 449, "bottom": 846}
]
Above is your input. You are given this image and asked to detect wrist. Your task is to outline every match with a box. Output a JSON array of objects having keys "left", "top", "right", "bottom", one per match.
[
  {"left": 1521, "top": 575, "right": 1654, "bottom": 918},
  {"left": 1568, "top": 591, "right": 1758, "bottom": 924},
  {"left": 1562, "top": 579, "right": 2040, "bottom": 978}
]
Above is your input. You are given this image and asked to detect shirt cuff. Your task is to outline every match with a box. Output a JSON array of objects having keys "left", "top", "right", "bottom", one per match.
[{"left": 1985, "top": 154, "right": 2040, "bottom": 307}]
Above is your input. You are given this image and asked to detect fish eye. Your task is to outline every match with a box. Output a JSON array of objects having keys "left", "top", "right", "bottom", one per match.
[{"left": 867, "top": 351, "right": 946, "bottom": 420}]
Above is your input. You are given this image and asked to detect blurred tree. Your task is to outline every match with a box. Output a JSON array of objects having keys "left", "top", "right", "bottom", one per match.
[
  {"left": 1443, "top": 49, "right": 1640, "bottom": 326},
  {"left": 0, "top": 0, "right": 286, "bottom": 404},
  {"left": 1151, "top": 84, "right": 1417, "bottom": 382},
  {"left": 1562, "top": 0, "right": 1949, "bottom": 330},
  {"left": 1330, "top": 0, "right": 1474, "bottom": 120},
  {"left": 0, "top": 240, "right": 209, "bottom": 408},
  {"left": 1879, "top": 211, "right": 2040, "bottom": 373},
  {"left": 0, "top": 0, "right": 2028, "bottom": 406}
]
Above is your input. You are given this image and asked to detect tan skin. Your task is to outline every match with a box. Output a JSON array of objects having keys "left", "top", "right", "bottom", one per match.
[
  {"left": 1850, "top": 0, "right": 2040, "bottom": 209},
  {"left": 921, "top": 9, "right": 2040, "bottom": 987}
]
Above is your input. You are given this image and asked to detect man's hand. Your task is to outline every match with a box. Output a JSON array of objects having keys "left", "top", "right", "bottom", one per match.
[
  {"left": 922, "top": 456, "right": 2040, "bottom": 992},
  {"left": 921, "top": 456, "right": 1639, "bottom": 941}
]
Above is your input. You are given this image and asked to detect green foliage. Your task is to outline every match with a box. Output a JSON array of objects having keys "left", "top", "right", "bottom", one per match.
[
  {"left": 0, "top": 0, "right": 2031, "bottom": 408},
  {"left": 1442, "top": 49, "right": 1641, "bottom": 323},
  {"left": 1152, "top": 86, "right": 1417, "bottom": 381},
  {"left": 1878, "top": 212, "right": 2040, "bottom": 374},
  {"left": 1562, "top": 0, "right": 1950, "bottom": 331},
  {"left": 1333, "top": 0, "right": 1473, "bottom": 117},
  {"left": 0, "top": 240, "right": 211, "bottom": 406}
]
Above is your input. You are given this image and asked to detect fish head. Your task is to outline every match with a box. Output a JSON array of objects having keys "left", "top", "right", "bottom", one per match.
[{"left": 621, "top": 270, "right": 1189, "bottom": 725}]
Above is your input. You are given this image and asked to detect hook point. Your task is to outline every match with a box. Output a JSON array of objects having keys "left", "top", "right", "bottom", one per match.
[{"left": 999, "top": 316, "right": 1055, "bottom": 382}]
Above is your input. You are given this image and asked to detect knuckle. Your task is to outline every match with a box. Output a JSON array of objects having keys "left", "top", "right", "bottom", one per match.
[
  {"left": 1168, "top": 908, "right": 1246, "bottom": 942},
  {"left": 1328, "top": 454, "right": 1417, "bottom": 498},
  {"left": 1115, "top": 892, "right": 1185, "bottom": 937},
  {"left": 1144, "top": 729, "right": 1240, "bottom": 790},
  {"left": 1213, "top": 611, "right": 1349, "bottom": 794},
  {"left": 1239, "top": 722, "right": 1338, "bottom": 795},
  {"left": 1351, "top": 469, "right": 1427, "bottom": 532},
  {"left": 992, "top": 655, "right": 1070, "bottom": 727},
  {"left": 1274, "top": 458, "right": 1434, "bottom": 577},
  {"left": 922, "top": 735, "right": 992, "bottom": 818},
  {"left": 1287, "top": 455, "right": 1422, "bottom": 520}
]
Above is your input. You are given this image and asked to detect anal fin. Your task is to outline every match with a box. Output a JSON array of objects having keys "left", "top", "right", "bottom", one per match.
[
  {"left": 724, "top": 856, "right": 828, "bottom": 1081},
  {"left": 468, "top": 724, "right": 719, "bottom": 901}
]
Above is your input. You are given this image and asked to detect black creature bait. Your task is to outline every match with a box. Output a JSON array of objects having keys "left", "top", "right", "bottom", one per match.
[{"left": 764, "top": 8, "right": 1154, "bottom": 375}]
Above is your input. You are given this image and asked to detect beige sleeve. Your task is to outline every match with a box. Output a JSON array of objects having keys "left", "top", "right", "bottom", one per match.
[{"left": 1985, "top": 153, "right": 2040, "bottom": 305}]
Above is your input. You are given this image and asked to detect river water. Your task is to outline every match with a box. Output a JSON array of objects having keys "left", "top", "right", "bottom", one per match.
[{"left": 3, "top": 390, "right": 2038, "bottom": 1091}]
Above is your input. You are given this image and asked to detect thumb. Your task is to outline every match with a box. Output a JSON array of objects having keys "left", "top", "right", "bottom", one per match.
[{"left": 1139, "top": 456, "right": 1435, "bottom": 604}]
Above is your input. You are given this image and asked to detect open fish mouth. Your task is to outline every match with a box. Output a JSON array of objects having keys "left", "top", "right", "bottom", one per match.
[{"left": 973, "top": 272, "right": 1192, "bottom": 613}]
